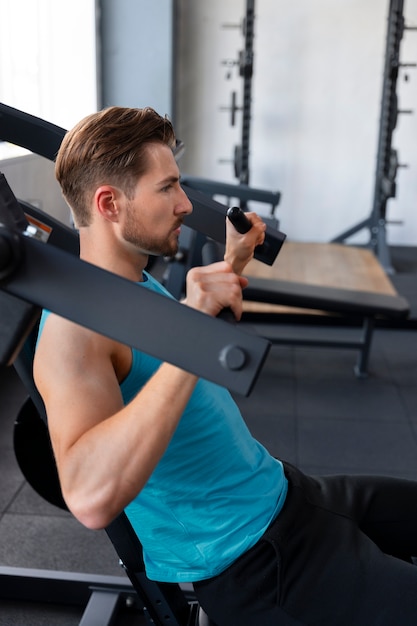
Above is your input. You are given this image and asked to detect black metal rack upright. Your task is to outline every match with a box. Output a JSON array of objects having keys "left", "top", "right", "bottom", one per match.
[
  {"left": 333, "top": 0, "right": 416, "bottom": 273},
  {"left": 235, "top": 0, "right": 255, "bottom": 188},
  {"left": 220, "top": 0, "right": 256, "bottom": 194}
]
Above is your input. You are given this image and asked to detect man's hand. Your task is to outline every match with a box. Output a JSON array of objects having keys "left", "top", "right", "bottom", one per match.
[
  {"left": 224, "top": 211, "right": 266, "bottom": 275},
  {"left": 183, "top": 212, "right": 265, "bottom": 320},
  {"left": 183, "top": 262, "right": 249, "bottom": 321}
]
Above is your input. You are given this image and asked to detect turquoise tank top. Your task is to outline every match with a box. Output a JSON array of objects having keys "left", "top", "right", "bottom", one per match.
[
  {"left": 122, "top": 273, "right": 288, "bottom": 582},
  {"left": 38, "top": 271, "right": 288, "bottom": 583}
]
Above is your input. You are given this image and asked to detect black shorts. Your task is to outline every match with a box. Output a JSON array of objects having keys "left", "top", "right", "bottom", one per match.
[{"left": 194, "top": 462, "right": 417, "bottom": 625}]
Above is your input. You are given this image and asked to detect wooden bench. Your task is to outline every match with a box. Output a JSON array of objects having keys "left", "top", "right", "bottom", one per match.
[{"left": 242, "top": 242, "right": 410, "bottom": 377}]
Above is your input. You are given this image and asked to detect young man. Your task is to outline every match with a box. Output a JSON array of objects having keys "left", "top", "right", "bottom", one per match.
[{"left": 34, "top": 106, "right": 417, "bottom": 625}]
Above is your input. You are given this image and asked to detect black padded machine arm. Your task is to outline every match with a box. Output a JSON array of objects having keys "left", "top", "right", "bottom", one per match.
[{"left": 0, "top": 175, "right": 270, "bottom": 396}]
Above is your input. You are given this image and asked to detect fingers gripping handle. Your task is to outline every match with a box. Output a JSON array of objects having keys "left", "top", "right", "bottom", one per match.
[
  {"left": 201, "top": 209, "right": 254, "bottom": 371},
  {"left": 201, "top": 240, "right": 236, "bottom": 325},
  {"left": 201, "top": 206, "right": 252, "bottom": 320},
  {"left": 227, "top": 206, "right": 286, "bottom": 265},
  {"left": 201, "top": 239, "right": 247, "bottom": 371}
]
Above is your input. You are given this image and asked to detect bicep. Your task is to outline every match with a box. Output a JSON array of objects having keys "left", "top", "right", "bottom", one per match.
[{"left": 34, "top": 315, "right": 124, "bottom": 461}]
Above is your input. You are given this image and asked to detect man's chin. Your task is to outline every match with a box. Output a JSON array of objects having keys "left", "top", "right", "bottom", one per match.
[
  {"left": 162, "top": 249, "right": 179, "bottom": 260},
  {"left": 145, "top": 246, "right": 178, "bottom": 259}
]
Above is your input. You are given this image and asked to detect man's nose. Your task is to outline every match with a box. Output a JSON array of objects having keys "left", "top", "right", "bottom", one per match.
[{"left": 177, "top": 186, "right": 193, "bottom": 215}]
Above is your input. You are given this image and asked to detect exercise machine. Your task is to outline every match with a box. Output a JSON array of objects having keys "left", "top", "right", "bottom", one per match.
[
  {"left": 1, "top": 102, "right": 409, "bottom": 379},
  {"left": 0, "top": 173, "right": 256, "bottom": 625},
  {"left": 0, "top": 102, "right": 288, "bottom": 622}
]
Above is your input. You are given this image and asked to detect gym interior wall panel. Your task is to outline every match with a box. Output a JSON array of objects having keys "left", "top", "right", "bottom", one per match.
[
  {"left": 99, "top": 0, "right": 174, "bottom": 117},
  {"left": 175, "top": 0, "right": 244, "bottom": 186},
  {"left": 175, "top": 0, "right": 417, "bottom": 246}
]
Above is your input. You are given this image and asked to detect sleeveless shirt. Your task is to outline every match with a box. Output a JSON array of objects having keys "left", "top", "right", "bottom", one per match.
[{"left": 38, "top": 271, "right": 288, "bottom": 582}]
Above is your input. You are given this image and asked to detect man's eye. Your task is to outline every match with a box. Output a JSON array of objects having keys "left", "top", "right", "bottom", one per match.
[{"left": 161, "top": 185, "right": 172, "bottom": 192}]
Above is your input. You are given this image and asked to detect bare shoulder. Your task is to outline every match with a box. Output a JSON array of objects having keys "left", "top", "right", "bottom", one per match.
[
  {"left": 34, "top": 313, "right": 131, "bottom": 454},
  {"left": 35, "top": 313, "right": 130, "bottom": 382},
  {"left": 35, "top": 313, "right": 113, "bottom": 376},
  {"left": 34, "top": 313, "right": 130, "bottom": 421}
]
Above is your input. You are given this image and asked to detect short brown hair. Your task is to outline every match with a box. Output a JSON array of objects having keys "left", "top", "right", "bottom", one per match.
[{"left": 55, "top": 106, "right": 176, "bottom": 227}]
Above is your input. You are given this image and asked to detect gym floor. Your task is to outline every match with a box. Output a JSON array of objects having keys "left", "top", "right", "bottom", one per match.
[{"left": 0, "top": 246, "right": 416, "bottom": 625}]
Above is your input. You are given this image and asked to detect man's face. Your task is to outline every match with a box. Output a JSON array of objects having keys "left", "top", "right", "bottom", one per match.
[{"left": 121, "top": 143, "right": 193, "bottom": 257}]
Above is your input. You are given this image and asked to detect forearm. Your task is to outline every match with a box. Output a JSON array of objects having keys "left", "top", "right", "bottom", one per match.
[{"left": 56, "top": 364, "right": 198, "bottom": 529}]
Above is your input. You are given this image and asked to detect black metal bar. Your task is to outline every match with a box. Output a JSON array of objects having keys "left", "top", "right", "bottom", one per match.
[
  {"left": 105, "top": 512, "right": 192, "bottom": 626},
  {"left": 354, "top": 317, "right": 375, "bottom": 378},
  {"left": 238, "top": 0, "right": 255, "bottom": 187},
  {"left": 79, "top": 590, "right": 124, "bottom": 626},
  {"left": 267, "top": 336, "right": 364, "bottom": 348},
  {"left": 0, "top": 102, "right": 65, "bottom": 160},
  {"left": 180, "top": 175, "right": 281, "bottom": 211},
  {"left": 0, "top": 566, "right": 136, "bottom": 608},
  {"left": 370, "top": 0, "right": 404, "bottom": 224},
  {"left": 257, "top": 319, "right": 373, "bottom": 378},
  {"left": 0, "top": 227, "right": 270, "bottom": 396}
]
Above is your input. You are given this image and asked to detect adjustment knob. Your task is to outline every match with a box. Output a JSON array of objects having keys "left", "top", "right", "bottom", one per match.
[{"left": 219, "top": 344, "right": 247, "bottom": 371}]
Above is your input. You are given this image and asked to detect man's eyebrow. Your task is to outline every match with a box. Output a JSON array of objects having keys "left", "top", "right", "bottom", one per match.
[{"left": 157, "top": 175, "right": 181, "bottom": 186}]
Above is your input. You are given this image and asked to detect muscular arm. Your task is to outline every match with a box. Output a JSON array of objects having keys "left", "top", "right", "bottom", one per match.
[{"left": 34, "top": 315, "right": 199, "bottom": 530}]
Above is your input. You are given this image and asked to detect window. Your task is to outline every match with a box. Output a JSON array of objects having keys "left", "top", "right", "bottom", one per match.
[{"left": 0, "top": 0, "right": 98, "bottom": 158}]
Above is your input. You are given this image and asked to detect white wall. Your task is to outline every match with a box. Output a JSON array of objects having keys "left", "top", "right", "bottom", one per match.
[
  {"left": 0, "top": 154, "right": 72, "bottom": 227},
  {"left": 0, "top": 0, "right": 98, "bottom": 129},
  {"left": 0, "top": 0, "right": 98, "bottom": 223},
  {"left": 176, "top": 0, "right": 417, "bottom": 246}
]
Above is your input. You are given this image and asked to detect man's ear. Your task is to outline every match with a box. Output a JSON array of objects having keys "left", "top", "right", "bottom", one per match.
[{"left": 95, "top": 185, "right": 122, "bottom": 222}]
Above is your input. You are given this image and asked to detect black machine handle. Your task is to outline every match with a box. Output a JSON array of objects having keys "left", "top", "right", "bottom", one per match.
[
  {"left": 226, "top": 206, "right": 285, "bottom": 265},
  {"left": 201, "top": 206, "right": 254, "bottom": 325},
  {"left": 183, "top": 186, "right": 286, "bottom": 266},
  {"left": 227, "top": 206, "right": 252, "bottom": 234}
]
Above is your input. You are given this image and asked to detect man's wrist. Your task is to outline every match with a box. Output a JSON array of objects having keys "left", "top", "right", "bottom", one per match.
[{"left": 224, "top": 255, "right": 246, "bottom": 276}]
